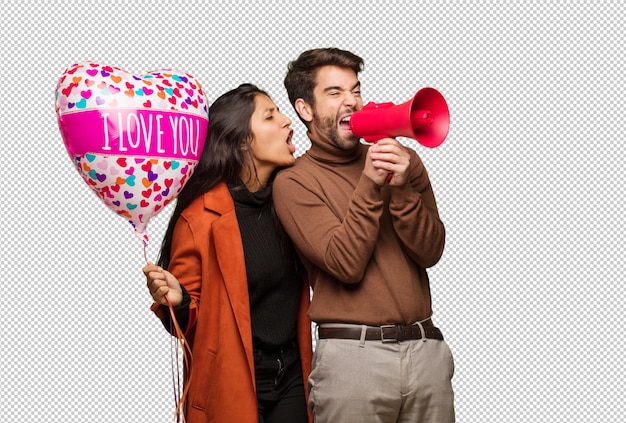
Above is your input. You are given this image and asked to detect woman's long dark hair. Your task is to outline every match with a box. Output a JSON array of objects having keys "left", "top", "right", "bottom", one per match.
[{"left": 157, "top": 84, "right": 268, "bottom": 269}]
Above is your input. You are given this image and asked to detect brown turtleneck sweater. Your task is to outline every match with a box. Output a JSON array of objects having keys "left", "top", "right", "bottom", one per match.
[{"left": 273, "top": 135, "right": 445, "bottom": 326}]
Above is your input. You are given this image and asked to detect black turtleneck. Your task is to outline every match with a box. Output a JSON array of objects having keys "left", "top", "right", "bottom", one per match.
[{"left": 227, "top": 178, "right": 301, "bottom": 352}]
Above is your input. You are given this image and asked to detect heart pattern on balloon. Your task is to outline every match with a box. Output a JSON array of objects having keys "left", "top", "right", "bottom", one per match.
[{"left": 55, "top": 62, "right": 209, "bottom": 245}]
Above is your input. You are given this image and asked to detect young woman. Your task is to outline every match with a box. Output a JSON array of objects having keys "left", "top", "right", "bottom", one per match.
[{"left": 143, "top": 84, "right": 312, "bottom": 423}]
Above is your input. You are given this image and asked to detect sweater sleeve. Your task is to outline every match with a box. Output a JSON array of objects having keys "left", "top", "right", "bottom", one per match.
[
  {"left": 388, "top": 148, "right": 446, "bottom": 268},
  {"left": 274, "top": 169, "right": 384, "bottom": 284}
]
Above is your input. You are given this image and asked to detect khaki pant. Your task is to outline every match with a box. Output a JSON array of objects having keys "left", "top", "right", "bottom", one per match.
[{"left": 308, "top": 328, "right": 455, "bottom": 423}]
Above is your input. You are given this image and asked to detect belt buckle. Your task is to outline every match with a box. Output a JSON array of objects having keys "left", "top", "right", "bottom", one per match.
[{"left": 380, "top": 325, "right": 400, "bottom": 343}]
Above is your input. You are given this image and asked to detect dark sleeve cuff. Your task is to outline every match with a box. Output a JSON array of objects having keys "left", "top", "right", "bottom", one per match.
[{"left": 154, "top": 285, "right": 191, "bottom": 335}]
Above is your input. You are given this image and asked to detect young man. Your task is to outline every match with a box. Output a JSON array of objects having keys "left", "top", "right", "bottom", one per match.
[{"left": 273, "top": 48, "right": 455, "bottom": 422}]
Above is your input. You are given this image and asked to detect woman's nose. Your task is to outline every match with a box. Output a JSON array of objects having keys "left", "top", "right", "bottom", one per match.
[{"left": 281, "top": 113, "right": 292, "bottom": 127}]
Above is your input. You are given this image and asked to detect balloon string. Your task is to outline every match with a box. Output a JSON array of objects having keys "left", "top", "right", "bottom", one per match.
[
  {"left": 166, "top": 293, "right": 192, "bottom": 423},
  {"left": 144, "top": 243, "right": 192, "bottom": 423}
]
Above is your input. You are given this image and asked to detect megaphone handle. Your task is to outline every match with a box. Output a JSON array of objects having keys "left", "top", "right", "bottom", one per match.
[
  {"left": 364, "top": 134, "right": 389, "bottom": 143},
  {"left": 370, "top": 138, "right": 394, "bottom": 182}
]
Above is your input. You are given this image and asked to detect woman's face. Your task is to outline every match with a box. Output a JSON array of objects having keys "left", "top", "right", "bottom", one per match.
[{"left": 248, "top": 94, "right": 296, "bottom": 172}]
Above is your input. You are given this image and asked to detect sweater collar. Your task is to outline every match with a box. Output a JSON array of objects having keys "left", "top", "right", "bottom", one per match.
[
  {"left": 227, "top": 177, "right": 272, "bottom": 207},
  {"left": 305, "top": 130, "right": 366, "bottom": 165}
]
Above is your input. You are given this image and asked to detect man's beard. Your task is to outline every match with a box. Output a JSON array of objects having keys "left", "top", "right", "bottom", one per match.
[{"left": 313, "top": 110, "right": 359, "bottom": 150}]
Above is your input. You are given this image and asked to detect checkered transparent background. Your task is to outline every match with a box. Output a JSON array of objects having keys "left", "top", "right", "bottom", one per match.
[{"left": 1, "top": 1, "right": 623, "bottom": 422}]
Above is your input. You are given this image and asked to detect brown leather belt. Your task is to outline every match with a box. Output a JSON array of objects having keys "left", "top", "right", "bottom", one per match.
[{"left": 318, "top": 319, "right": 443, "bottom": 343}]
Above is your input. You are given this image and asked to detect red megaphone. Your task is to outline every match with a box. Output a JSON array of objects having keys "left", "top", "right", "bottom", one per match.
[{"left": 349, "top": 87, "right": 450, "bottom": 148}]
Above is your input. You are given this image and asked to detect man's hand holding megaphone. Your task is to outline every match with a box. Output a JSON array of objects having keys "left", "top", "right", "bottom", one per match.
[
  {"left": 365, "top": 138, "right": 411, "bottom": 186},
  {"left": 349, "top": 87, "right": 449, "bottom": 183}
]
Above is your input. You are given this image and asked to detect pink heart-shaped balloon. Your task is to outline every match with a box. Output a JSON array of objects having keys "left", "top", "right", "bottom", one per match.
[{"left": 55, "top": 62, "right": 210, "bottom": 245}]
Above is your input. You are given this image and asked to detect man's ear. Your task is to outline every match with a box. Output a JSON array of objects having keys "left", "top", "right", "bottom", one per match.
[{"left": 295, "top": 98, "right": 313, "bottom": 123}]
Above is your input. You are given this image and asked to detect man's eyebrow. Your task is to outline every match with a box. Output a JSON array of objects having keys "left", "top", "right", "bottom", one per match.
[{"left": 322, "top": 81, "right": 361, "bottom": 93}]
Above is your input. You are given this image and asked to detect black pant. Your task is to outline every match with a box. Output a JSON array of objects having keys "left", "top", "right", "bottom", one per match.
[{"left": 254, "top": 344, "right": 308, "bottom": 423}]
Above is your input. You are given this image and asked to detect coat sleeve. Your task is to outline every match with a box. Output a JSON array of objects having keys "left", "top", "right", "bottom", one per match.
[
  {"left": 150, "top": 215, "right": 201, "bottom": 337},
  {"left": 388, "top": 148, "right": 446, "bottom": 268}
]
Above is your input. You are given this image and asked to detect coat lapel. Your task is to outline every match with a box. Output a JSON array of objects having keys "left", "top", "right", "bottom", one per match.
[
  {"left": 205, "top": 185, "right": 255, "bottom": 377},
  {"left": 213, "top": 212, "right": 252, "bottom": 337}
]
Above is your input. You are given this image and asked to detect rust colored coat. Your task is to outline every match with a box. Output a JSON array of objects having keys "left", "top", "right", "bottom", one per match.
[{"left": 152, "top": 182, "right": 313, "bottom": 423}]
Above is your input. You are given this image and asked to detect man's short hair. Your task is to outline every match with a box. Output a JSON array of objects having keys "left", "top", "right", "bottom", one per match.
[{"left": 284, "top": 48, "right": 364, "bottom": 117}]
